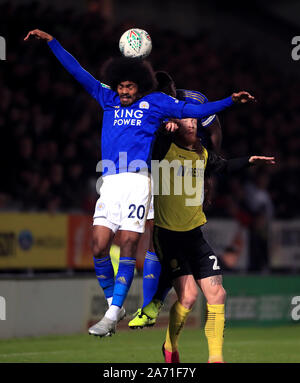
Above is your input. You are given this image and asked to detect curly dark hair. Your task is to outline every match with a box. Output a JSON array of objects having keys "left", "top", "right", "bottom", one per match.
[
  {"left": 155, "top": 71, "right": 176, "bottom": 96},
  {"left": 102, "top": 57, "right": 157, "bottom": 94}
]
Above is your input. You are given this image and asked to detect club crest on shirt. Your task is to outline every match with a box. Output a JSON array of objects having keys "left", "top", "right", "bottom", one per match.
[
  {"left": 139, "top": 101, "right": 150, "bottom": 109},
  {"left": 97, "top": 202, "right": 105, "bottom": 211}
]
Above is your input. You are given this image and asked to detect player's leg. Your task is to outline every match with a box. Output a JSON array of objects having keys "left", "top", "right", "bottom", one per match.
[
  {"left": 142, "top": 219, "right": 162, "bottom": 308},
  {"left": 89, "top": 223, "right": 128, "bottom": 336},
  {"left": 130, "top": 224, "right": 174, "bottom": 328},
  {"left": 163, "top": 275, "right": 197, "bottom": 363},
  {"left": 128, "top": 218, "right": 168, "bottom": 329},
  {"left": 90, "top": 228, "right": 141, "bottom": 337},
  {"left": 197, "top": 275, "right": 226, "bottom": 363},
  {"left": 94, "top": 172, "right": 150, "bottom": 336},
  {"left": 92, "top": 224, "right": 116, "bottom": 308},
  {"left": 192, "top": 229, "right": 225, "bottom": 363},
  {"left": 142, "top": 179, "right": 171, "bottom": 309},
  {"left": 105, "top": 229, "right": 140, "bottom": 319}
]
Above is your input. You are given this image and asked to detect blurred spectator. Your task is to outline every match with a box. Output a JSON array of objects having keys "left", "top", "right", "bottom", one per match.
[{"left": 245, "top": 172, "right": 274, "bottom": 272}]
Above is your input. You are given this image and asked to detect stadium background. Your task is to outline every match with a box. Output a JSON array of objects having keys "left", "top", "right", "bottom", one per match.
[{"left": 0, "top": 0, "right": 300, "bottom": 363}]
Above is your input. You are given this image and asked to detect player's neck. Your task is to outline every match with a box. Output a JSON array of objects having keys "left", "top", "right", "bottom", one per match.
[{"left": 174, "top": 138, "right": 194, "bottom": 151}]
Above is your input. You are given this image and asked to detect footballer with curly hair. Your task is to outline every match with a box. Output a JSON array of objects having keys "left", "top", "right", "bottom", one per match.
[{"left": 25, "top": 28, "right": 255, "bottom": 338}]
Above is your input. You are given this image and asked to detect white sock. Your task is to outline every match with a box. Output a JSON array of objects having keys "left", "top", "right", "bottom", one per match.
[
  {"left": 105, "top": 304, "right": 120, "bottom": 321},
  {"left": 107, "top": 297, "right": 113, "bottom": 307}
]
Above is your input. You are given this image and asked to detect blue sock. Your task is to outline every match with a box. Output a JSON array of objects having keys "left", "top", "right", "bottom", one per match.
[
  {"left": 112, "top": 257, "right": 136, "bottom": 307},
  {"left": 142, "top": 251, "right": 162, "bottom": 308},
  {"left": 93, "top": 256, "right": 115, "bottom": 300}
]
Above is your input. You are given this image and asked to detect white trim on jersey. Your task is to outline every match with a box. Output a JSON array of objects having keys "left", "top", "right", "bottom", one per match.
[{"left": 201, "top": 114, "right": 216, "bottom": 127}]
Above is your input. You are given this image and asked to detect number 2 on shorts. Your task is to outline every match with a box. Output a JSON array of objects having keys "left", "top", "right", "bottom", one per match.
[{"left": 209, "top": 255, "right": 220, "bottom": 270}]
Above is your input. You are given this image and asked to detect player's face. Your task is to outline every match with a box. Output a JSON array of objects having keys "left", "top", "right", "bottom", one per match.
[
  {"left": 117, "top": 81, "right": 139, "bottom": 106},
  {"left": 176, "top": 118, "right": 197, "bottom": 145}
]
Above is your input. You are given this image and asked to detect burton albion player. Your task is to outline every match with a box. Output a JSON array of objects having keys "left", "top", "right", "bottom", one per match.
[
  {"left": 140, "top": 118, "right": 275, "bottom": 363},
  {"left": 129, "top": 71, "right": 223, "bottom": 329}
]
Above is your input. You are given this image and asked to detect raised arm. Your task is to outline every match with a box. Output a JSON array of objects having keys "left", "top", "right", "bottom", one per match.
[
  {"left": 24, "top": 29, "right": 100, "bottom": 99},
  {"left": 206, "top": 151, "right": 275, "bottom": 176},
  {"left": 181, "top": 92, "right": 256, "bottom": 119}
]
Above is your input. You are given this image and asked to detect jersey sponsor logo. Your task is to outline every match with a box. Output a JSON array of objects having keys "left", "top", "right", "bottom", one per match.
[
  {"left": 177, "top": 165, "right": 204, "bottom": 177},
  {"left": 139, "top": 101, "right": 149, "bottom": 109},
  {"left": 113, "top": 109, "right": 144, "bottom": 126}
]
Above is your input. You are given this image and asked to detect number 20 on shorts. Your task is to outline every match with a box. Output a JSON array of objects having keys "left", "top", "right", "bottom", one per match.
[{"left": 128, "top": 204, "right": 146, "bottom": 219}]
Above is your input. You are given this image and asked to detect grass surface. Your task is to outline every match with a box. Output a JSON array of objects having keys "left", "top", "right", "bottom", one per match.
[{"left": 0, "top": 325, "right": 299, "bottom": 363}]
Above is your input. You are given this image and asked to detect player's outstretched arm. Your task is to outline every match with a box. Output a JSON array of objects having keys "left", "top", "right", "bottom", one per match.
[
  {"left": 206, "top": 152, "right": 275, "bottom": 175},
  {"left": 24, "top": 29, "right": 53, "bottom": 42},
  {"left": 181, "top": 91, "right": 256, "bottom": 120},
  {"left": 24, "top": 29, "right": 100, "bottom": 99},
  {"left": 249, "top": 156, "right": 275, "bottom": 165},
  {"left": 231, "top": 91, "right": 256, "bottom": 104}
]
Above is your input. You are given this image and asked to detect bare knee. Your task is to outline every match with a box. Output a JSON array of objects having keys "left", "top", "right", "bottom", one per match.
[
  {"left": 119, "top": 231, "right": 141, "bottom": 258},
  {"left": 206, "top": 286, "right": 226, "bottom": 305},
  {"left": 92, "top": 226, "right": 114, "bottom": 258},
  {"left": 92, "top": 237, "right": 109, "bottom": 258},
  {"left": 178, "top": 288, "right": 198, "bottom": 309}
]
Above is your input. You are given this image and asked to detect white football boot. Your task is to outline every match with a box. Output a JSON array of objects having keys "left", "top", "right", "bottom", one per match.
[{"left": 89, "top": 307, "right": 126, "bottom": 337}]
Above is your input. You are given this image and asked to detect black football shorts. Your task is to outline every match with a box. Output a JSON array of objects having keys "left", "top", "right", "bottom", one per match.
[{"left": 153, "top": 225, "right": 222, "bottom": 281}]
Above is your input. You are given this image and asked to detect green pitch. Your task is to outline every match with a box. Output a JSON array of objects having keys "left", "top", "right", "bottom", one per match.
[{"left": 0, "top": 326, "right": 299, "bottom": 363}]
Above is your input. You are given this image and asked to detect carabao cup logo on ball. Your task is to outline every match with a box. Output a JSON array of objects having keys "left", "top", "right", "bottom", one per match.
[{"left": 119, "top": 28, "right": 152, "bottom": 58}]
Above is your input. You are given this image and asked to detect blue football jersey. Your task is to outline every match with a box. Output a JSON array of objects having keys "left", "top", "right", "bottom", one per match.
[
  {"left": 48, "top": 39, "right": 231, "bottom": 175},
  {"left": 94, "top": 87, "right": 188, "bottom": 174}
]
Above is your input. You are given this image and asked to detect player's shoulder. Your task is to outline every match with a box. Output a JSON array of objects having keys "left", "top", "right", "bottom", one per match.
[
  {"left": 98, "top": 82, "right": 120, "bottom": 105},
  {"left": 176, "top": 89, "right": 208, "bottom": 104},
  {"left": 99, "top": 82, "right": 117, "bottom": 97},
  {"left": 143, "top": 91, "right": 182, "bottom": 106}
]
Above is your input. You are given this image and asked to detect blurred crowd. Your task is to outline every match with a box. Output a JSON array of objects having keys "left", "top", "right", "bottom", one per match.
[{"left": 0, "top": 2, "right": 299, "bottom": 270}]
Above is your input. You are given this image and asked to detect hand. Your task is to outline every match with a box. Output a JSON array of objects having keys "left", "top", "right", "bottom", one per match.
[
  {"left": 165, "top": 121, "right": 179, "bottom": 132},
  {"left": 249, "top": 156, "right": 276, "bottom": 165},
  {"left": 232, "top": 91, "right": 256, "bottom": 104},
  {"left": 24, "top": 29, "right": 53, "bottom": 42}
]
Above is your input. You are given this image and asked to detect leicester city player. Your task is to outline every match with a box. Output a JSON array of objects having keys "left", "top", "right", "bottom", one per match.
[{"left": 25, "top": 29, "right": 255, "bottom": 338}]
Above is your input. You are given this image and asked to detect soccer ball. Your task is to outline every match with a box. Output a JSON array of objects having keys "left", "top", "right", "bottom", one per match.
[{"left": 119, "top": 28, "right": 152, "bottom": 59}]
